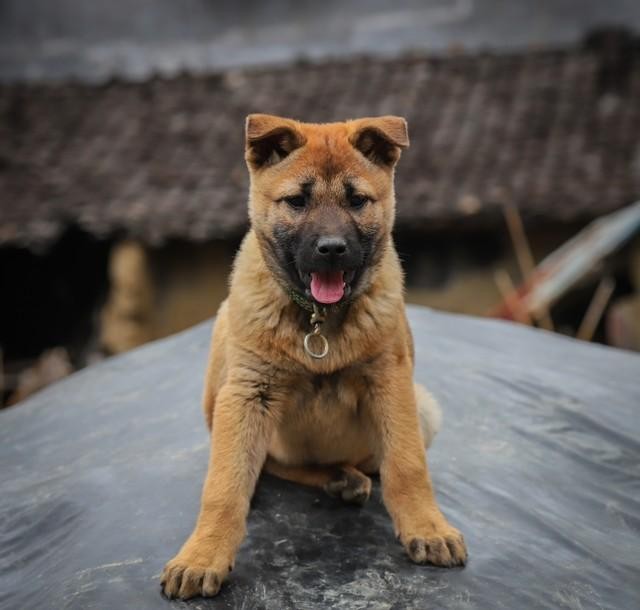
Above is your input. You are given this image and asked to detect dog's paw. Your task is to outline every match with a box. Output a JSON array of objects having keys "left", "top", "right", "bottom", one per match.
[
  {"left": 324, "top": 466, "right": 372, "bottom": 505},
  {"left": 403, "top": 525, "right": 467, "bottom": 567},
  {"left": 161, "top": 554, "right": 232, "bottom": 600}
]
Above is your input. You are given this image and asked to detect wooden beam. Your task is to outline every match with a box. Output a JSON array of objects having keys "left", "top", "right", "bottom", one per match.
[
  {"left": 502, "top": 201, "right": 555, "bottom": 331},
  {"left": 577, "top": 276, "right": 616, "bottom": 342}
]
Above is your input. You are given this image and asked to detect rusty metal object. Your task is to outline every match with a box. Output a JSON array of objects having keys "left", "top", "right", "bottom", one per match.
[{"left": 491, "top": 200, "right": 640, "bottom": 323}]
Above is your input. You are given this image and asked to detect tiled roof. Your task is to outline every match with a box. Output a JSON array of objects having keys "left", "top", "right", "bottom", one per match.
[{"left": 1, "top": 30, "right": 639, "bottom": 249}]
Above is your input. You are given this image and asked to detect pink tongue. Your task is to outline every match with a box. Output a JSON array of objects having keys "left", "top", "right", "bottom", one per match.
[{"left": 310, "top": 271, "right": 345, "bottom": 304}]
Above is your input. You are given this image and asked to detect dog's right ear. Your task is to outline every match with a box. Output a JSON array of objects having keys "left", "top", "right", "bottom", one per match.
[{"left": 245, "top": 114, "right": 306, "bottom": 169}]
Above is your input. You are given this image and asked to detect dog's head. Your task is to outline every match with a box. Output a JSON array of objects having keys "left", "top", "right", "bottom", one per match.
[{"left": 245, "top": 114, "right": 408, "bottom": 305}]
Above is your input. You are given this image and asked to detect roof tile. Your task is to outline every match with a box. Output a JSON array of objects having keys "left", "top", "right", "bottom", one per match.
[{"left": 1, "top": 32, "right": 639, "bottom": 249}]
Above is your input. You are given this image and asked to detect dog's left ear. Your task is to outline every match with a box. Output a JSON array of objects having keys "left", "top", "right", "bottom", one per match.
[
  {"left": 349, "top": 116, "right": 409, "bottom": 168},
  {"left": 245, "top": 114, "right": 306, "bottom": 169}
]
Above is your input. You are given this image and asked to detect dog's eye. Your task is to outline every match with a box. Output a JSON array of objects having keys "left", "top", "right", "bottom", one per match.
[
  {"left": 282, "top": 195, "right": 307, "bottom": 210},
  {"left": 349, "top": 194, "right": 370, "bottom": 210}
]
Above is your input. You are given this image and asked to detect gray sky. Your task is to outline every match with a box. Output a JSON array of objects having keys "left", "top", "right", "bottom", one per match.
[{"left": 1, "top": 0, "right": 639, "bottom": 82}]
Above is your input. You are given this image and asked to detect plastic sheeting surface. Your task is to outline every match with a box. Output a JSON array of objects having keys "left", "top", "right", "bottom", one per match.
[{"left": 1, "top": 306, "right": 639, "bottom": 609}]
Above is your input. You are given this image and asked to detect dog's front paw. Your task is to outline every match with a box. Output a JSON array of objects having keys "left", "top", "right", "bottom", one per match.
[
  {"left": 402, "top": 524, "right": 467, "bottom": 567},
  {"left": 324, "top": 466, "right": 372, "bottom": 505},
  {"left": 161, "top": 546, "right": 233, "bottom": 599}
]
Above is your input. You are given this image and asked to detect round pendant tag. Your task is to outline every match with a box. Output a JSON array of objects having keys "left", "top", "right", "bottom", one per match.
[{"left": 304, "top": 331, "right": 329, "bottom": 359}]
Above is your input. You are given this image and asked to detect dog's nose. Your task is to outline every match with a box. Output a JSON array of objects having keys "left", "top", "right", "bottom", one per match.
[{"left": 316, "top": 236, "right": 347, "bottom": 257}]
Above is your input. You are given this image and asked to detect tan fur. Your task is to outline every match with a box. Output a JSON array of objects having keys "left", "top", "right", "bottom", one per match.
[{"left": 161, "top": 115, "right": 467, "bottom": 600}]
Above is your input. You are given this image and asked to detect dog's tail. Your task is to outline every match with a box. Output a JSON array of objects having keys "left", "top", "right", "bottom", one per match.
[{"left": 415, "top": 383, "right": 442, "bottom": 449}]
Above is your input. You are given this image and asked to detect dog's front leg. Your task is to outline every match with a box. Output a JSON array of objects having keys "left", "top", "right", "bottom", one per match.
[
  {"left": 161, "top": 374, "right": 278, "bottom": 599},
  {"left": 372, "top": 365, "right": 467, "bottom": 567}
]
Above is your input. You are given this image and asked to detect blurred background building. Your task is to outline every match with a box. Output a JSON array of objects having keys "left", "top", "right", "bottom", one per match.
[{"left": 1, "top": 1, "right": 640, "bottom": 405}]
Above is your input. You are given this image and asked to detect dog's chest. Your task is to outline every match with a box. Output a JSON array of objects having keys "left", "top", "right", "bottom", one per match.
[
  {"left": 268, "top": 367, "right": 373, "bottom": 465},
  {"left": 303, "top": 368, "right": 364, "bottom": 414}
]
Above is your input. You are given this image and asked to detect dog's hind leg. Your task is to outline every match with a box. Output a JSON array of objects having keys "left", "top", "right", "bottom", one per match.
[
  {"left": 263, "top": 457, "right": 335, "bottom": 487},
  {"left": 263, "top": 458, "right": 372, "bottom": 505}
]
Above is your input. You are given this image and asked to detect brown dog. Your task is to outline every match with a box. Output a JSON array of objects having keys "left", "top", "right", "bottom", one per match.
[{"left": 161, "top": 114, "right": 467, "bottom": 599}]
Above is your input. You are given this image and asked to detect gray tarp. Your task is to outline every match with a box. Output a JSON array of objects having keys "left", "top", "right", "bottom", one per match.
[{"left": 1, "top": 306, "right": 639, "bottom": 609}]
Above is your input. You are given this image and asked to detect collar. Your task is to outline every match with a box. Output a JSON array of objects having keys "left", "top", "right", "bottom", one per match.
[{"left": 286, "top": 287, "right": 317, "bottom": 313}]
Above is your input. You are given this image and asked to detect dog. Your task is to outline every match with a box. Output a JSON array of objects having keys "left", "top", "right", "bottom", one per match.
[{"left": 161, "top": 114, "right": 467, "bottom": 599}]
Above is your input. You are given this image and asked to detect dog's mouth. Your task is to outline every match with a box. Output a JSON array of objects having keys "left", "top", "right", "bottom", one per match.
[
  {"left": 310, "top": 271, "right": 345, "bottom": 304},
  {"left": 298, "top": 269, "right": 357, "bottom": 305}
]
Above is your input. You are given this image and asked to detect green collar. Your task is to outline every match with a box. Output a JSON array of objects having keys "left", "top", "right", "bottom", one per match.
[
  {"left": 286, "top": 287, "right": 350, "bottom": 314},
  {"left": 287, "top": 288, "right": 317, "bottom": 313}
]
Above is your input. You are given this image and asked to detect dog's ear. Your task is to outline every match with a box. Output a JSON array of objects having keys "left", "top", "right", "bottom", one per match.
[
  {"left": 245, "top": 114, "right": 306, "bottom": 169},
  {"left": 350, "top": 116, "right": 409, "bottom": 167}
]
